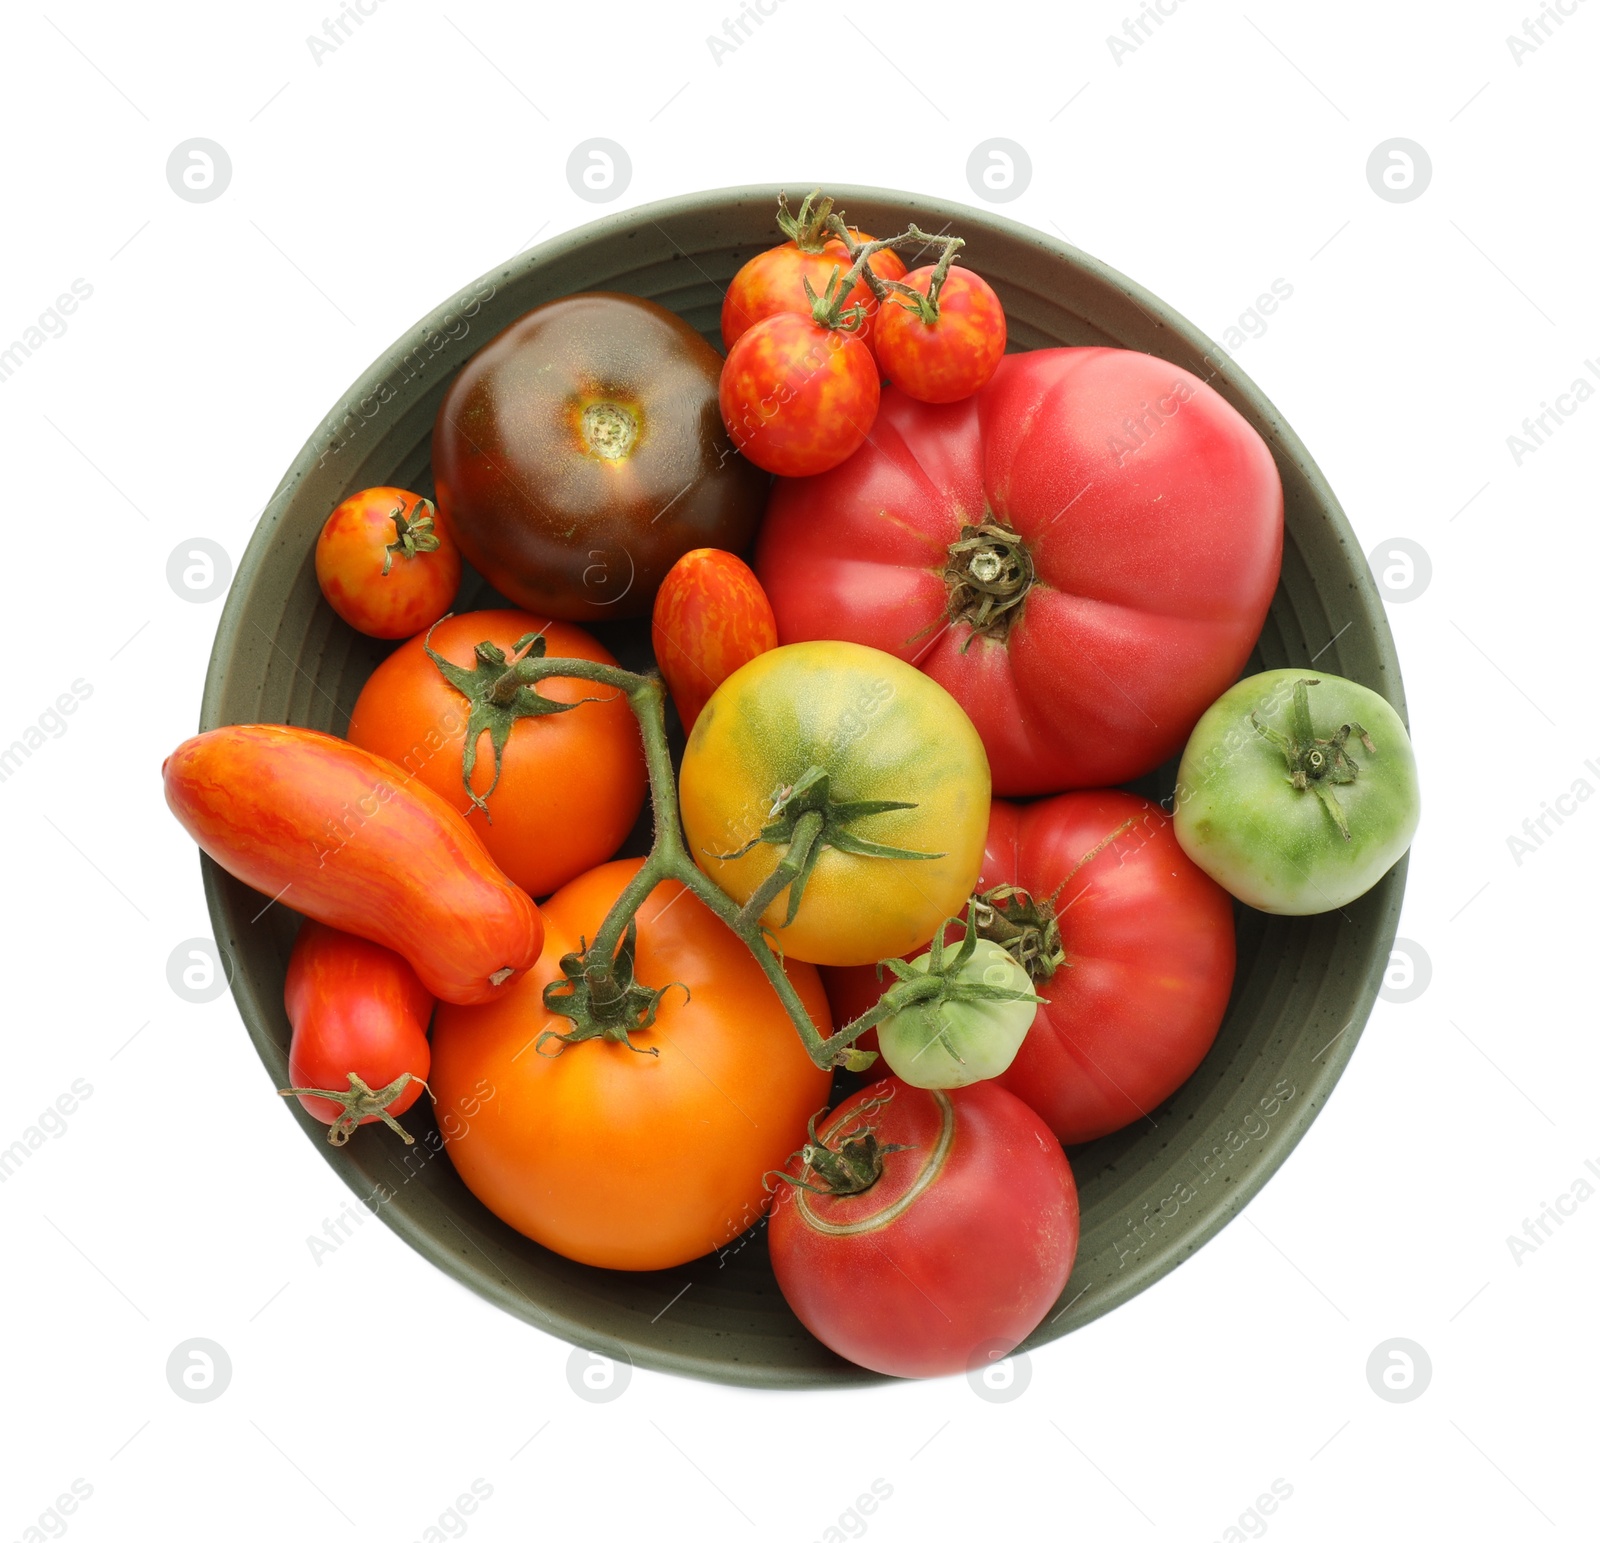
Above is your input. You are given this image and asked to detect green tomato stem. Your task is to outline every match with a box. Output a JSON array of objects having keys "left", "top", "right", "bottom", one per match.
[{"left": 505, "top": 654, "right": 879, "bottom": 1071}]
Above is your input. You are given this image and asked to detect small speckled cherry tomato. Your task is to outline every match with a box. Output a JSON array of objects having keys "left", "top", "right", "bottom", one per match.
[
  {"left": 875, "top": 266, "right": 1007, "bottom": 404},
  {"left": 722, "top": 211, "right": 907, "bottom": 361},
  {"left": 315, "top": 487, "right": 461, "bottom": 639},
  {"left": 651, "top": 549, "right": 778, "bottom": 733},
  {"left": 719, "top": 313, "right": 880, "bottom": 478}
]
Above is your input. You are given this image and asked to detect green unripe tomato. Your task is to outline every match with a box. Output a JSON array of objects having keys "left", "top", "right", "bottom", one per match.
[
  {"left": 1173, "top": 669, "right": 1420, "bottom": 915},
  {"left": 876, "top": 939, "right": 1039, "bottom": 1089}
]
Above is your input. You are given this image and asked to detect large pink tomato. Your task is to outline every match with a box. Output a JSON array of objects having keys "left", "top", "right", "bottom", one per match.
[{"left": 755, "top": 348, "right": 1283, "bottom": 794}]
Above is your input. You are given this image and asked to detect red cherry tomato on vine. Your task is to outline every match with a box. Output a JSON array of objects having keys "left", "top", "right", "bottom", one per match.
[
  {"left": 315, "top": 487, "right": 461, "bottom": 639},
  {"left": 875, "top": 266, "right": 1007, "bottom": 404},
  {"left": 651, "top": 549, "right": 777, "bottom": 733},
  {"left": 719, "top": 313, "right": 880, "bottom": 478},
  {"left": 722, "top": 226, "right": 907, "bottom": 360},
  {"left": 767, "top": 1078, "right": 1079, "bottom": 1378},
  {"left": 281, "top": 922, "right": 434, "bottom": 1144}
]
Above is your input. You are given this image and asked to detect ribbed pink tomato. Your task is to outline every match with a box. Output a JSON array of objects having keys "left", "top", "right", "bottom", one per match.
[{"left": 756, "top": 348, "right": 1283, "bottom": 793}]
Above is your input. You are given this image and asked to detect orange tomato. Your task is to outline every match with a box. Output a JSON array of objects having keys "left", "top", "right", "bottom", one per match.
[
  {"left": 315, "top": 487, "right": 461, "bottom": 639},
  {"left": 651, "top": 549, "right": 777, "bottom": 733},
  {"left": 346, "top": 611, "right": 646, "bottom": 898},
  {"left": 430, "top": 859, "right": 833, "bottom": 1271}
]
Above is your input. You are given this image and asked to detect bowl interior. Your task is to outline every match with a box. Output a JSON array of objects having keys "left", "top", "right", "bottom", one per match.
[{"left": 200, "top": 187, "right": 1406, "bottom": 1388}]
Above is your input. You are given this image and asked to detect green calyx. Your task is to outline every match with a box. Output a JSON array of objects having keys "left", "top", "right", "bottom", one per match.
[
  {"left": 802, "top": 267, "right": 869, "bottom": 335},
  {"left": 382, "top": 496, "right": 442, "bottom": 575},
  {"left": 1252, "top": 677, "right": 1377, "bottom": 842},
  {"left": 719, "top": 765, "right": 943, "bottom": 929},
  {"left": 424, "top": 622, "right": 601, "bottom": 821},
  {"left": 766, "top": 1089, "right": 911, "bottom": 1198},
  {"left": 877, "top": 901, "right": 1047, "bottom": 1068},
  {"left": 277, "top": 1072, "right": 427, "bottom": 1146},
  {"left": 883, "top": 232, "right": 967, "bottom": 324},
  {"left": 537, "top": 919, "right": 687, "bottom": 1057},
  {"left": 776, "top": 188, "right": 837, "bottom": 253}
]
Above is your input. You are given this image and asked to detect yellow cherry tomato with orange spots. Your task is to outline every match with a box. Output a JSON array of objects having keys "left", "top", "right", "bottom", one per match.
[
  {"left": 875, "top": 266, "right": 1007, "bottom": 404},
  {"left": 718, "top": 312, "right": 880, "bottom": 478}
]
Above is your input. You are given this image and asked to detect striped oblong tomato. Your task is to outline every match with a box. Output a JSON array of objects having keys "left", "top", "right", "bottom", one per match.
[
  {"left": 651, "top": 549, "right": 777, "bottom": 734},
  {"left": 163, "top": 725, "right": 542, "bottom": 1005},
  {"left": 756, "top": 348, "right": 1284, "bottom": 793},
  {"left": 429, "top": 859, "right": 832, "bottom": 1271}
]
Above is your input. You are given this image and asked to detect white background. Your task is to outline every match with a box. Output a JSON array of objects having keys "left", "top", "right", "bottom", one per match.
[{"left": 2, "top": 2, "right": 1595, "bottom": 1540}]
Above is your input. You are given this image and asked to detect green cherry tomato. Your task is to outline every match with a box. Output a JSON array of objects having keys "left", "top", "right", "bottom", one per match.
[
  {"left": 1173, "top": 669, "right": 1420, "bottom": 915},
  {"left": 877, "top": 937, "right": 1040, "bottom": 1090}
]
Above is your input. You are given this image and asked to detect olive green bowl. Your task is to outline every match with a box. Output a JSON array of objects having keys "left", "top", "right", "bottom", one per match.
[{"left": 200, "top": 185, "right": 1407, "bottom": 1388}]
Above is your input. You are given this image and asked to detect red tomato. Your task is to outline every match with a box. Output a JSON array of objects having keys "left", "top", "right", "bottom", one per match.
[
  {"left": 768, "top": 1078, "right": 1079, "bottom": 1378},
  {"left": 722, "top": 226, "right": 907, "bottom": 359},
  {"left": 822, "top": 791, "right": 1235, "bottom": 1144},
  {"left": 651, "top": 549, "right": 777, "bottom": 733},
  {"left": 346, "top": 611, "right": 646, "bottom": 898},
  {"left": 874, "top": 266, "right": 1007, "bottom": 403},
  {"left": 163, "top": 724, "right": 543, "bottom": 1005},
  {"left": 430, "top": 859, "right": 833, "bottom": 1271},
  {"left": 315, "top": 487, "right": 461, "bottom": 639},
  {"left": 755, "top": 349, "right": 1284, "bottom": 792},
  {"left": 719, "top": 313, "right": 880, "bottom": 478},
  {"left": 282, "top": 922, "right": 433, "bottom": 1142}
]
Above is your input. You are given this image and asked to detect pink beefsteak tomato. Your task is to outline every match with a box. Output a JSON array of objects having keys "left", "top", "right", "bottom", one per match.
[{"left": 755, "top": 348, "right": 1283, "bottom": 794}]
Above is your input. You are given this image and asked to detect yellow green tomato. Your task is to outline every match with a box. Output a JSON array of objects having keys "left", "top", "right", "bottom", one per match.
[
  {"left": 677, "top": 640, "right": 990, "bottom": 966},
  {"left": 877, "top": 938, "right": 1039, "bottom": 1089},
  {"left": 1173, "top": 670, "right": 1420, "bottom": 915}
]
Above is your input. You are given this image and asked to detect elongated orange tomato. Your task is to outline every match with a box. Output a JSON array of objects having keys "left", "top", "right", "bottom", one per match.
[
  {"left": 163, "top": 724, "right": 542, "bottom": 1005},
  {"left": 651, "top": 549, "right": 777, "bottom": 733}
]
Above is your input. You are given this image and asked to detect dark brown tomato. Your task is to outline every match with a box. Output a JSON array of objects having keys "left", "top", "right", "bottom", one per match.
[{"left": 431, "top": 292, "right": 768, "bottom": 621}]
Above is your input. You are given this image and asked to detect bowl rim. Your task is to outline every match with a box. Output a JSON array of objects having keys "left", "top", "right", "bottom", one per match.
[{"left": 201, "top": 183, "right": 1407, "bottom": 1389}]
